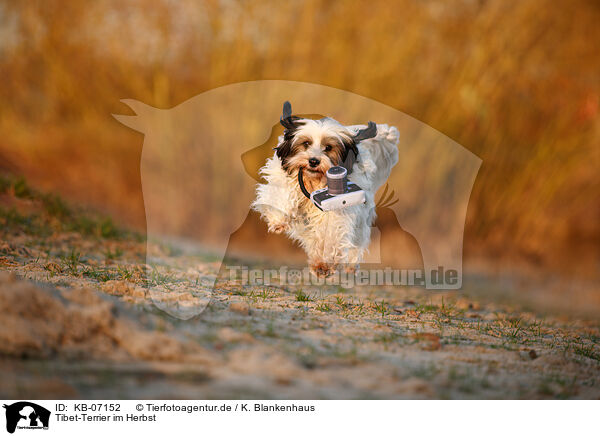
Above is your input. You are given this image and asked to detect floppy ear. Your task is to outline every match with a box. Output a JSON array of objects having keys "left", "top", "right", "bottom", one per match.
[
  {"left": 343, "top": 137, "right": 359, "bottom": 157},
  {"left": 341, "top": 122, "right": 376, "bottom": 170},
  {"left": 280, "top": 101, "right": 301, "bottom": 130},
  {"left": 354, "top": 121, "right": 377, "bottom": 142},
  {"left": 276, "top": 101, "right": 301, "bottom": 162},
  {"left": 341, "top": 137, "right": 359, "bottom": 170},
  {"left": 275, "top": 138, "right": 293, "bottom": 161}
]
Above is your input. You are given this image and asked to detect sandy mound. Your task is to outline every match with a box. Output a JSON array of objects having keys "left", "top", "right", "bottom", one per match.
[{"left": 0, "top": 272, "right": 208, "bottom": 362}]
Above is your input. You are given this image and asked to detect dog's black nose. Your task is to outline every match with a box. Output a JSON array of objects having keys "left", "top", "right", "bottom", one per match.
[{"left": 309, "top": 157, "right": 320, "bottom": 168}]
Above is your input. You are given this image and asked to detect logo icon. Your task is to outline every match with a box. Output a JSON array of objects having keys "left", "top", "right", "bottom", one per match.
[{"left": 3, "top": 402, "right": 50, "bottom": 434}]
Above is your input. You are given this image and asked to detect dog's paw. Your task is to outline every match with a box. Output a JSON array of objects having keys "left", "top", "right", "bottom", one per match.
[
  {"left": 342, "top": 264, "right": 358, "bottom": 274},
  {"left": 310, "top": 261, "right": 336, "bottom": 278},
  {"left": 268, "top": 222, "right": 289, "bottom": 234}
]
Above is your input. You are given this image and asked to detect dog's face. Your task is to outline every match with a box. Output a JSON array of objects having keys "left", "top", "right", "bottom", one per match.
[{"left": 276, "top": 118, "right": 357, "bottom": 182}]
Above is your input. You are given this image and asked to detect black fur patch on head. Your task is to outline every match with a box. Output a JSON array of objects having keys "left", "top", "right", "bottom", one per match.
[
  {"left": 277, "top": 100, "right": 304, "bottom": 171},
  {"left": 275, "top": 129, "right": 294, "bottom": 162},
  {"left": 275, "top": 123, "right": 304, "bottom": 171}
]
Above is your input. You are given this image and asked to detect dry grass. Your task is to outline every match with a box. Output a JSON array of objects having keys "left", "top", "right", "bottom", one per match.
[{"left": 0, "top": 0, "right": 598, "bottom": 277}]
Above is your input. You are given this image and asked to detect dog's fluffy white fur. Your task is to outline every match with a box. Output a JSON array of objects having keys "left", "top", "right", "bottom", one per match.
[{"left": 252, "top": 112, "right": 399, "bottom": 277}]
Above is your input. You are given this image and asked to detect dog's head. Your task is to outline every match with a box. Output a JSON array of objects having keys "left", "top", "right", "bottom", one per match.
[{"left": 275, "top": 101, "right": 377, "bottom": 183}]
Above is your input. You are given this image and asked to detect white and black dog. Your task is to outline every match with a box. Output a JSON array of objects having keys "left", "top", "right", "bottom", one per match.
[{"left": 252, "top": 102, "right": 399, "bottom": 277}]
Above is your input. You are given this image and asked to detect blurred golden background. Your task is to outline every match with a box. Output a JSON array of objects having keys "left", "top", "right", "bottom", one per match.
[{"left": 0, "top": 0, "right": 598, "bottom": 280}]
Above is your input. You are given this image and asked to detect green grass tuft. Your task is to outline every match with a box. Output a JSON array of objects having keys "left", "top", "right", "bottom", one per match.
[
  {"left": 315, "top": 302, "right": 332, "bottom": 312},
  {"left": 295, "top": 290, "right": 312, "bottom": 302}
]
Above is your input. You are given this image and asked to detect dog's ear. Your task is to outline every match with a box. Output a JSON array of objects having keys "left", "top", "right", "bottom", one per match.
[
  {"left": 343, "top": 137, "right": 359, "bottom": 157},
  {"left": 354, "top": 121, "right": 377, "bottom": 142},
  {"left": 276, "top": 102, "right": 300, "bottom": 163},
  {"left": 275, "top": 138, "right": 292, "bottom": 161},
  {"left": 341, "top": 122, "right": 376, "bottom": 170},
  {"left": 282, "top": 101, "right": 292, "bottom": 120},
  {"left": 280, "top": 101, "right": 301, "bottom": 130},
  {"left": 341, "top": 137, "right": 359, "bottom": 170}
]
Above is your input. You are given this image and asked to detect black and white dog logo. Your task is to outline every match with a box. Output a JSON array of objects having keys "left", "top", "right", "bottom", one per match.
[{"left": 3, "top": 402, "right": 50, "bottom": 434}]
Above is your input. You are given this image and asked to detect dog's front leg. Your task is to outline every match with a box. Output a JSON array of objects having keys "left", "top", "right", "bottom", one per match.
[
  {"left": 307, "top": 212, "right": 358, "bottom": 277},
  {"left": 308, "top": 249, "right": 340, "bottom": 278},
  {"left": 252, "top": 179, "right": 297, "bottom": 235},
  {"left": 330, "top": 209, "right": 372, "bottom": 273},
  {"left": 305, "top": 223, "right": 338, "bottom": 278},
  {"left": 253, "top": 203, "right": 292, "bottom": 234},
  {"left": 265, "top": 208, "right": 291, "bottom": 234},
  {"left": 344, "top": 248, "right": 363, "bottom": 273}
]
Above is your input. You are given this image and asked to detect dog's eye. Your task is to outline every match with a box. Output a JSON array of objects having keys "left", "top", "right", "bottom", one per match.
[
  {"left": 324, "top": 145, "right": 332, "bottom": 152},
  {"left": 302, "top": 141, "right": 311, "bottom": 147}
]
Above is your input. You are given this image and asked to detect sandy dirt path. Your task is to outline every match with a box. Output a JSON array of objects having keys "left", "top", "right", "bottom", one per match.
[{"left": 1, "top": 222, "right": 599, "bottom": 399}]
